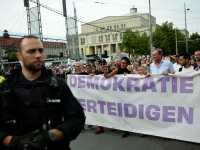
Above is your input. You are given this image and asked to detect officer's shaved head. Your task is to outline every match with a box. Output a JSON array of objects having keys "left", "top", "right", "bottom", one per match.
[{"left": 17, "top": 35, "right": 40, "bottom": 53}]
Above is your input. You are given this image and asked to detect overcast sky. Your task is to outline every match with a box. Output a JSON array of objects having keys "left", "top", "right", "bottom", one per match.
[{"left": 0, "top": 0, "right": 199, "bottom": 38}]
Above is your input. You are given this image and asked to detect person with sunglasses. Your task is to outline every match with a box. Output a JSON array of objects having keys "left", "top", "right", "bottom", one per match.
[
  {"left": 103, "top": 57, "right": 131, "bottom": 138},
  {"left": 95, "top": 59, "right": 111, "bottom": 75},
  {"left": 93, "top": 59, "right": 112, "bottom": 134},
  {"left": 104, "top": 57, "right": 131, "bottom": 78}
]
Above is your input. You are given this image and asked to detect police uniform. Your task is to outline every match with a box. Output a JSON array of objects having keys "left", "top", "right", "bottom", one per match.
[{"left": 0, "top": 67, "right": 85, "bottom": 150}]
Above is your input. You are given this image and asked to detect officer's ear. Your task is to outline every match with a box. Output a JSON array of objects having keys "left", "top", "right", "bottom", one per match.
[{"left": 16, "top": 52, "right": 23, "bottom": 62}]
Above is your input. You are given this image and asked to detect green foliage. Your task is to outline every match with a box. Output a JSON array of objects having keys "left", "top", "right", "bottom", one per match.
[
  {"left": 120, "top": 22, "right": 199, "bottom": 56},
  {"left": 121, "top": 29, "right": 150, "bottom": 55},
  {"left": 8, "top": 52, "right": 18, "bottom": 62},
  {"left": 188, "top": 32, "right": 200, "bottom": 54},
  {"left": 176, "top": 29, "right": 186, "bottom": 54},
  {"left": 153, "top": 21, "right": 186, "bottom": 55}
]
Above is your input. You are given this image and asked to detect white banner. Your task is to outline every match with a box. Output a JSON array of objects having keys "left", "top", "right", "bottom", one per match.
[{"left": 67, "top": 71, "right": 200, "bottom": 143}]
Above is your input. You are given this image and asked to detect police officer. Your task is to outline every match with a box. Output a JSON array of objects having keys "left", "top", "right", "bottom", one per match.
[{"left": 0, "top": 36, "right": 85, "bottom": 150}]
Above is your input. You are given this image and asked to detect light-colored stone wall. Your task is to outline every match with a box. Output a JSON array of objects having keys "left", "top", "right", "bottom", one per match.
[{"left": 76, "top": 6, "right": 157, "bottom": 60}]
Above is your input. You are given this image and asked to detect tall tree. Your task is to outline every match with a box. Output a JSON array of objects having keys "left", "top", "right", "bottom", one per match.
[
  {"left": 121, "top": 29, "right": 135, "bottom": 54},
  {"left": 121, "top": 29, "right": 150, "bottom": 56},
  {"left": 153, "top": 21, "right": 185, "bottom": 55},
  {"left": 188, "top": 32, "right": 200, "bottom": 54},
  {"left": 8, "top": 52, "right": 18, "bottom": 62}
]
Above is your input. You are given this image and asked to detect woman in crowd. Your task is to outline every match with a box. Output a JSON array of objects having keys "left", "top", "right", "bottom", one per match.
[{"left": 104, "top": 57, "right": 131, "bottom": 138}]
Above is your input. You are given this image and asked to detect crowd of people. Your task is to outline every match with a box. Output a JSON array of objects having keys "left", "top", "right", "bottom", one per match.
[
  {"left": 2, "top": 49, "right": 199, "bottom": 83},
  {"left": 2, "top": 35, "right": 199, "bottom": 150},
  {"left": 42, "top": 48, "right": 200, "bottom": 138},
  {"left": 41, "top": 49, "right": 200, "bottom": 80}
]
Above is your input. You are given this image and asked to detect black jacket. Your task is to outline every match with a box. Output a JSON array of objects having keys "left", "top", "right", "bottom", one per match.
[
  {"left": 192, "top": 62, "right": 200, "bottom": 69},
  {"left": 0, "top": 67, "right": 85, "bottom": 150}
]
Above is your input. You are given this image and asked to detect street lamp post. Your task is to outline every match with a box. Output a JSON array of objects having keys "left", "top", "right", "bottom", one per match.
[
  {"left": 184, "top": 3, "right": 190, "bottom": 53},
  {"left": 175, "top": 28, "right": 178, "bottom": 54},
  {"left": 149, "top": 0, "right": 153, "bottom": 54}
]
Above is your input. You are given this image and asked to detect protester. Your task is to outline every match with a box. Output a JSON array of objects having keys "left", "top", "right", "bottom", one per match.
[
  {"left": 146, "top": 49, "right": 175, "bottom": 76},
  {"left": 138, "top": 66, "right": 147, "bottom": 75},
  {"left": 192, "top": 50, "right": 200, "bottom": 70},
  {"left": 173, "top": 54, "right": 181, "bottom": 72},
  {"left": 132, "top": 62, "right": 139, "bottom": 74},
  {"left": 104, "top": 57, "right": 131, "bottom": 138},
  {"left": 91, "top": 66, "right": 96, "bottom": 74},
  {"left": 127, "top": 65, "right": 134, "bottom": 74},
  {"left": 95, "top": 59, "right": 111, "bottom": 75},
  {"left": 190, "top": 59, "right": 195, "bottom": 65},
  {"left": 104, "top": 57, "right": 130, "bottom": 78},
  {"left": 93, "top": 59, "right": 111, "bottom": 134},
  {"left": 86, "top": 64, "right": 92, "bottom": 74},
  {"left": 114, "top": 59, "right": 121, "bottom": 69},
  {"left": 75, "top": 62, "right": 88, "bottom": 75},
  {"left": 178, "top": 53, "right": 194, "bottom": 72}
]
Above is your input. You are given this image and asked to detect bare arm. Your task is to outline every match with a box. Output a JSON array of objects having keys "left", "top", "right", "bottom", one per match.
[
  {"left": 146, "top": 73, "right": 151, "bottom": 77},
  {"left": 104, "top": 69, "right": 118, "bottom": 78},
  {"left": 162, "top": 71, "right": 175, "bottom": 75}
]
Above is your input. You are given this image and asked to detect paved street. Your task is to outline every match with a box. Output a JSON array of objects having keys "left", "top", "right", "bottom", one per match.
[{"left": 71, "top": 127, "right": 200, "bottom": 150}]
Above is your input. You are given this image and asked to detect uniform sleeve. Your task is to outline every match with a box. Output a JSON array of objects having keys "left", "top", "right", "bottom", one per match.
[
  {"left": 56, "top": 80, "right": 85, "bottom": 142},
  {"left": 0, "top": 81, "right": 9, "bottom": 148}
]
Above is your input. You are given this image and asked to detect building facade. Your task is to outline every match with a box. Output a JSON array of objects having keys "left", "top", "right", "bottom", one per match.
[
  {"left": 78, "top": 5, "right": 157, "bottom": 59},
  {"left": 0, "top": 36, "right": 67, "bottom": 58}
]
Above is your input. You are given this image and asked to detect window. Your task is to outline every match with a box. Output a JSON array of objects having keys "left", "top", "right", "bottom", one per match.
[
  {"left": 108, "top": 35, "right": 110, "bottom": 42},
  {"left": 92, "top": 36, "right": 96, "bottom": 43},
  {"left": 113, "top": 34, "right": 117, "bottom": 41},
  {"left": 114, "top": 25, "right": 116, "bottom": 29},
  {"left": 120, "top": 34, "right": 123, "bottom": 40},
  {"left": 105, "top": 35, "right": 110, "bottom": 42},
  {"left": 80, "top": 38, "right": 85, "bottom": 45},
  {"left": 99, "top": 35, "right": 103, "bottom": 42},
  {"left": 81, "top": 48, "right": 84, "bottom": 55},
  {"left": 117, "top": 25, "right": 119, "bottom": 28}
]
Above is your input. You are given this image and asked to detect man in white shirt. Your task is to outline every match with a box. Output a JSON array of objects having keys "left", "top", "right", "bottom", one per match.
[
  {"left": 179, "top": 53, "right": 194, "bottom": 72},
  {"left": 173, "top": 54, "right": 181, "bottom": 72}
]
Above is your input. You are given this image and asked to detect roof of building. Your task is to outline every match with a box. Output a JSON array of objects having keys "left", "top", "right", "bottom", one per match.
[
  {"left": 0, "top": 36, "right": 66, "bottom": 47},
  {"left": 82, "top": 13, "right": 155, "bottom": 26}
]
